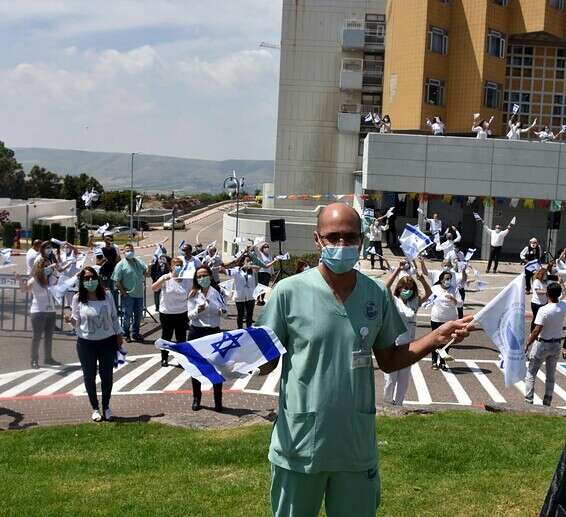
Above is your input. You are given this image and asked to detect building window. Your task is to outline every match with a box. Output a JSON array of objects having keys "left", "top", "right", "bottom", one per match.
[
  {"left": 493, "top": 0, "right": 508, "bottom": 5},
  {"left": 558, "top": 58, "right": 566, "bottom": 68},
  {"left": 428, "top": 26, "right": 448, "bottom": 55},
  {"left": 484, "top": 81, "right": 502, "bottom": 108},
  {"left": 425, "top": 78, "right": 445, "bottom": 105},
  {"left": 550, "top": 0, "right": 564, "bottom": 10},
  {"left": 487, "top": 29, "right": 506, "bottom": 58}
]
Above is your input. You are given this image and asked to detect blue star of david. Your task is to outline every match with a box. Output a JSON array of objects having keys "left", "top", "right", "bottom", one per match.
[{"left": 210, "top": 331, "right": 244, "bottom": 359}]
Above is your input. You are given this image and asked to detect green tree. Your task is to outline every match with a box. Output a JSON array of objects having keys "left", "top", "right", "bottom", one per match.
[
  {"left": 26, "top": 166, "right": 62, "bottom": 198},
  {"left": 0, "top": 141, "right": 27, "bottom": 198},
  {"left": 62, "top": 173, "right": 104, "bottom": 208},
  {"left": 99, "top": 190, "right": 137, "bottom": 213}
]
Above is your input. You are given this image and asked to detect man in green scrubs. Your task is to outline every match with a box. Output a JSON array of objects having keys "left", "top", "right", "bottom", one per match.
[{"left": 257, "top": 203, "right": 471, "bottom": 517}]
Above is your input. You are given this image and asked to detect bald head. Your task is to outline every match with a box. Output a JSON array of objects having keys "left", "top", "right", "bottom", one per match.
[{"left": 317, "top": 203, "right": 361, "bottom": 233}]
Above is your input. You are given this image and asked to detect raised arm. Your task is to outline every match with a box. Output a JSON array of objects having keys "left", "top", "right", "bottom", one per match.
[
  {"left": 416, "top": 273, "right": 432, "bottom": 305},
  {"left": 384, "top": 263, "right": 403, "bottom": 290},
  {"left": 453, "top": 228, "right": 462, "bottom": 244}
]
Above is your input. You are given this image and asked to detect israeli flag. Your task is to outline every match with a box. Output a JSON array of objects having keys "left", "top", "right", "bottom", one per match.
[
  {"left": 96, "top": 223, "right": 110, "bottom": 235},
  {"left": 0, "top": 248, "right": 12, "bottom": 265},
  {"left": 464, "top": 248, "right": 476, "bottom": 262},
  {"left": 525, "top": 259, "right": 541, "bottom": 273},
  {"left": 178, "top": 239, "right": 186, "bottom": 250},
  {"left": 473, "top": 275, "right": 526, "bottom": 385},
  {"left": 364, "top": 112, "right": 373, "bottom": 123},
  {"left": 512, "top": 103, "right": 520, "bottom": 115},
  {"left": 399, "top": 224, "right": 433, "bottom": 261},
  {"left": 155, "top": 326, "right": 286, "bottom": 384},
  {"left": 114, "top": 347, "right": 128, "bottom": 368},
  {"left": 473, "top": 212, "right": 483, "bottom": 222},
  {"left": 48, "top": 275, "right": 79, "bottom": 305},
  {"left": 275, "top": 252, "right": 290, "bottom": 261}
]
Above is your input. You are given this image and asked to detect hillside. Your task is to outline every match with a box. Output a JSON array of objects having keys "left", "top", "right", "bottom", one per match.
[{"left": 14, "top": 148, "right": 275, "bottom": 193}]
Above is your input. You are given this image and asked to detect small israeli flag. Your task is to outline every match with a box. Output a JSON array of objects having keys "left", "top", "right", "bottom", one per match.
[
  {"left": 364, "top": 112, "right": 373, "bottom": 123},
  {"left": 464, "top": 248, "right": 476, "bottom": 262},
  {"left": 178, "top": 239, "right": 186, "bottom": 250},
  {"left": 473, "top": 212, "right": 483, "bottom": 222},
  {"left": 525, "top": 259, "right": 541, "bottom": 273},
  {"left": 398, "top": 224, "right": 433, "bottom": 261},
  {"left": 512, "top": 103, "right": 520, "bottom": 115},
  {"left": 155, "top": 326, "right": 286, "bottom": 384}
]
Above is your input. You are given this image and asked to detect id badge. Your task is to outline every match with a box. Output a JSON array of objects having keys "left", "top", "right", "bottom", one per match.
[{"left": 352, "top": 350, "right": 372, "bottom": 369}]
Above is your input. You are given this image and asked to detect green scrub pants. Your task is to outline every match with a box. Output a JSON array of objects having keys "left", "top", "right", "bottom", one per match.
[{"left": 271, "top": 464, "right": 380, "bottom": 517}]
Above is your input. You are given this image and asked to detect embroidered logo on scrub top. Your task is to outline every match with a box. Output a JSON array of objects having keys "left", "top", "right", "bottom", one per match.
[{"left": 365, "top": 301, "right": 378, "bottom": 320}]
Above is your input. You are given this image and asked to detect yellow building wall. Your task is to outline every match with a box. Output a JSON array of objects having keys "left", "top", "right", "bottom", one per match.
[{"left": 382, "top": 0, "right": 430, "bottom": 129}]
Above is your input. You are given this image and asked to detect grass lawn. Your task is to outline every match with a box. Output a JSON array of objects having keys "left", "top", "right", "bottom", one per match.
[{"left": 0, "top": 411, "right": 564, "bottom": 516}]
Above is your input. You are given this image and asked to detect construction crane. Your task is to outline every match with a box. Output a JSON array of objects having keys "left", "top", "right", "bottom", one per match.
[{"left": 260, "top": 41, "right": 281, "bottom": 50}]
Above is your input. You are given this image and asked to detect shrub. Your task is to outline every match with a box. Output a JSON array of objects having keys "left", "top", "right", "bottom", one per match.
[
  {"left": 31, "top": 223, "right": 43, "bottom": 242},
  {"left": 50, "top": 223, "right": 66, "bottom": 242},
  {"left": 79, "top": 227, "right": 89, "bottom": 246},
  {"left": 66, "top": 226, "right": 76, "bottom": 245},
  {"left": 40, "top": 225, "right": 51, "bottom": 242},
  {"left": 2, "top": 222, "right": 16, "bottom": 248},
  {"left": 81, "top": 209, "right": 128, "bottom": 227}
]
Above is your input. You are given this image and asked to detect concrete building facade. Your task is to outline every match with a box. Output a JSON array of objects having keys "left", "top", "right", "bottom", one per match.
[{"left": 0, "top": 198, "right": 77, "bottom": 231}]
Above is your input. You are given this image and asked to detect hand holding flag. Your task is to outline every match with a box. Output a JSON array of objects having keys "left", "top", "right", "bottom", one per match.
[{"left": 473, "top": 212, "right": 483, "bottom": 223}]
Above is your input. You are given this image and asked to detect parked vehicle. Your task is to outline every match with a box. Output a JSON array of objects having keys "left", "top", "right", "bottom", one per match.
[
  {"left": 107, "top": 226, "right": 138, "bottom": 237},
  {"left": 163, "top": 218, "right": 185, "bottom": 230}
]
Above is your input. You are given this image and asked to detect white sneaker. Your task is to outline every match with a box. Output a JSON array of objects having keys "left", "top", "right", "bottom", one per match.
[
  {"left": 91, "top": 409, "right": 103, "bottom": 422},
  {"left": 103, "top": 408, "right": 113, "bottom": 421}
]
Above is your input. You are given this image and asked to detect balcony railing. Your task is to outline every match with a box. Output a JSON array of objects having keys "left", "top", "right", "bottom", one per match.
[
  {"left": 340, "top": 59, "right": 363, "bottom": 91},
  {"left": 338, "top": 104, "right": 361, "bottom": 133}
]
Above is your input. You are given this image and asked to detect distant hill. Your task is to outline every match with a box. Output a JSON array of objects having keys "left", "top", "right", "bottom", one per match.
[{"left": 13, "top": 147, "right": 275, "bottom": 194}]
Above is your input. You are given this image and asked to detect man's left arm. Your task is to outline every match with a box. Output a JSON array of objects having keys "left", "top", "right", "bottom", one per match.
[{"left": 373, "top": 316, "right": 473, "bottom": 373}]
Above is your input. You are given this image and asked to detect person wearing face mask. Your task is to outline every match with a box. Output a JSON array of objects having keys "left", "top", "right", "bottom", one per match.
[
  {"left": 506, "top": 115, "right": 537, "bottom": 141},
  {"left": 177, "top": 243, "right": 202, "bottom": 291},
  {"left": 520, "top": 238, "right": 542, "bottom": 295},
  {"left": 530, "top": 267, "right": 549, "bottom": 332},
  {"left": 150, "top": 254, "right": 171, "bottom": 313},
  {"left": 26, "top": 239, "right": 43, "bottom": 275},
  {"left": 430, "top": 271, "right": 463, "bottom": 370},
  {"left": 256, "top": 203, "right": 472, "bottom": 517},
  {"left": 99, "top": 233, "right": 120, "bottom": 293},
  {"left": 111, "top": 243, "right": 149, "bottom": 343},
  {"left": 484, "top": 222, "right": 512, "bottom": 274},
  {"left": 420, "top": 257, "right": 458, "bottom": 290},
  {"left": 66, "top": 267, "right": 123, "bottom": 422},
  {"left": 256, "top": 242, "right": 279, "bottom": 306},
  {"left": 436, "top": 225, "right": 461, "bottom": 261},
  {"left": 472, "top": 113, "right": 494, "bottom": 140},
  {"left": 221, "top": 254, "right": 259, "bottom": 329},
  {"left": 383, "top": 266, "right": 432, "bottom": 405},
  {"left": 534, "top": 125, "right": 565, "bottom": 143},
  {"left": 366, "top": 215, "right": 388, "bottom": 270},
  {"left": 187, "top": 266, "right": 227, "bottom": 411},
  {"left": 25, "top": 258, "right": 60, "bottom": 369},
  {"left": 152, "top": 257, "right": 188, "bottom": 368}
]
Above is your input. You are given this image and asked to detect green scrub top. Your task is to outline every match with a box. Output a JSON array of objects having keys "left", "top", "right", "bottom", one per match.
[
  {"left": 257, "top": 267, "right": 406, "bottom": 474},
  {"left": 111, "top": 258, "right": 147, "bottom": 298}
]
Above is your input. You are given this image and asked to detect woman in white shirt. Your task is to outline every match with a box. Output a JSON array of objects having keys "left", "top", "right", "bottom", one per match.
[
  {"left": 534, "top": 125, "right": 564, "bottom": 143},
  {"left": 471, "top": 114, "right": 494, "bottom": 140},
  {"left": 530, "top": 267, "right": 548, "bottom": 332},
  {"left": 26, "top": 258, "right": 59, "bottom": 369},
  {"left": 430, "top": 271, "right": 463, "bottom": 369},
  {"left": 222, "top": 254, "right": 258, "bottom": 329},
  {"left": 187, "top": 265, "right": 227, "bottom": 412},
  {"left": 506, "top": 115, "right": 536, "bottom": 140},
  {"left": 256, "top": 242, "right": 279, "bottom": 306},
  {"left": 379, "top": 114, "right": 392, "bottom": 133},
  {"left": 67, "top": 267, "right": 123, "bottom": 422},
  {"left": 152, "top": 257, "right": 188, "bottom": 368},
  {"left": 426, "top": 116, "right": 445, "bottom": 136},
  {"left": 384, "top": 263, "right": 432, "bottom": 405},
  {"left": 367, "top": 215, "right": 388, "bottom": 270}
]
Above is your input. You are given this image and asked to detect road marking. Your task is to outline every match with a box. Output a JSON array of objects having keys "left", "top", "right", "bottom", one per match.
[
  {"left": 259, "top": 361, "right": 282, "bottom": 395},
  {"left": 129, "top": 364, "right": 173, "bottom": 394},
  {"left": 112, "top": 356, "right": 161, "bottom": 392},
  {"left": 231, "top": 372, "right": 253, "bottom": 391},
  {"left": 462, "top": 360, "right": 506, "bottom": 404},
  {"left": 35, "top": 369, "right": 84, "bottom": 396},
  {"left": 0, "top": 369, "right": 59, "bottom": 398},
  {"left": 536, "top": 370, "right": 566, "bottom": 402},
  {"left": 196, "top": 217, "right": 223, "bottom": 245},
  {"left": 410, "top": 362, "right": 432, "bottom": 404},
  {"left": 162, "top": 370, "right": 190, "bottom": 392},
  {"left": 0, "top": 371, "right": 31, "bottom": 389},
  {"left": 512, "top": 379, "right": 543, "bottom": 405},
  {"left": 440, "top": 366, "right": 472, "bottom": 405}
]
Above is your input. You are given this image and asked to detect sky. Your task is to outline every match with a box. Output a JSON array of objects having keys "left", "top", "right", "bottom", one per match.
[{"left": 0, "top": 1, "right": 282, "bottom": 161}]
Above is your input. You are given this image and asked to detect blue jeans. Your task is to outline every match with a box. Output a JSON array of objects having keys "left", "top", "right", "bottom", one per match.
[{"left": 122, "top": 296, "right": 143, "bottom": 337}]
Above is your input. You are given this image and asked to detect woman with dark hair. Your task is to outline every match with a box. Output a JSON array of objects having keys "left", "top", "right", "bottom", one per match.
[
  {"left": 506, "top": 115, "right": 536, "bottom": 140},
  {"left": 222, "top": 253, "right": 259, "bottom": 329},
  {"left": 151, "top": 257, "right": 188, "bottom": 367},
  {"left": 26, "top": 258, "right": 59, "bottom": 369},
  {"left": 472, "top": 113, "right": 494, "bottom": 140},
  {"left": 67, "top": 266, "right": 123, "bottom": 422},
  {"left": 383, "top": 261, "right": 432, "bottom": 405},
  {"left": 429, "top": 270, "right": 462, "bottom": 369},
  {"left": 256, "top": 242, "right": 279, "bottom": 306},
  {"left": 520, "top": 237, "right": 542, "bottom": 294},
  {"left": 187, "top": 265, "right": 227, "bottom": 412},
  {"left": 150, "top": 254, "right": 171, "bottom": 313},
  {"left": 426, "top": 116, "right": 445, "bottom": 136},
  {"left": 378, "top": 114, "right": 392, "bottom": 133}
]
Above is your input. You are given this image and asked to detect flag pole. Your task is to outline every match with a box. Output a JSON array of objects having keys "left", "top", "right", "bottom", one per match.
[{"left": 437, "top": 318, "right": 477, "bottom": 361}]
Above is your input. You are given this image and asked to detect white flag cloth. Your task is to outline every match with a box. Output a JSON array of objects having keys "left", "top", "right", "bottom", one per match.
[
  {"left": 416, "top": 207, "right": 425, "bottom": 215},
  {"left": 155, "top": 326, "right": 286, "bottom": 384},
  {"left": 363, "top": 208, "right": 375, "bottom": 218},
  {"left": 367, "top": 246, "right": 376, "bottom": 255},
  {"left": 464, "top": 248, "right": 476, "bottom": 262},
  {"left": 364, "top": 113, "right": 373, "bottom": 123},
  {"left": 421, "top": 293, "right": 438, "bottom": 309},
  {"left": 512, "top": 103, "right": 520, "bottom": 115},
  {"left": 399, "top": 224, "right": 433, "bottom": 261},
  {"left": 253, "top": 284, "right": 271, "bottom": 300},
  {"left": 525, "top": 259, "right": 541, "bottom": 273},
  {"left": 0, "top": 248, "right": 12, "bottom": 265},
  {"left": 397, "top": 193, "right": 406, "bottom": 202},
  {"left": 509, "top": 216, "right": 516, "bottom": 226},
  {"left": 219, "top": 279, "right": 234, "bottom": 298},
  {"left": 385, "top": 207, "right": 395, "bottom": 219},
  {"left": 95, "top": 223, "right": 110, "bottom": 235},
  {"left": 275, "top": 252, "right": 290, "bottom": 261},
  {"left": 48, "top": 275, "right": 78, "bottom": 305},
  {"left": 510, "top": 198, "right": 519, "bottom": 208},
  {"left": 473, "top": 274, "right": 526, "bottom": 386},
  {"left": 178, "top": 239, "right": 186, "bottom": 250},
  {"left": 153, "top": 242, "right": 166, "bottom": 262},
  {"left": 114, "top": 347, "right": 128, "bottom": 368},
  {"left": 467, "top": 196, "right": 476, "bottom": 205},
  {"left": 473, "top": 212, "right": 483, "bottom": 222}
]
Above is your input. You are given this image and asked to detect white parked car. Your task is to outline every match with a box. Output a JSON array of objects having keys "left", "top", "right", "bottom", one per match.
[
  {"left": 163, "top": 218, "right": 185, "bottom": 230},
  {"left": 107, "top": 226, "right": 138, "bottom": 237}
]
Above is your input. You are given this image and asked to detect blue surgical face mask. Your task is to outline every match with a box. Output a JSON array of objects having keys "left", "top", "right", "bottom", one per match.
[
  {"left": 320, "top": 245, "right": 359, "bottom": 274},
  {"left": 197, "top": 276, "right": 211, "bottom": 289},
  {"left": 400, "top": 289, "right": 414, "bottom": 301},
  {"left": 442, "top": 280, "right": 451, "bottom": 289},
  {"left": 125, "top": 250, "right": 134, "bottom": 259},
  {"left": 83, "top": 279, "right": 99, "bottom": 292},
  {"left": 174, "top": 266, "right": 183, "bottom": 275},
  {"left": 44, "top": 267, "right": 52, "bottom": 276}
]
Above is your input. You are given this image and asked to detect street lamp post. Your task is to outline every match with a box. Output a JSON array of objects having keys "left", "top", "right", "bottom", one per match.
[
  {"left": 223, "top": 170, "right": 243, "bottom": 252},
  {"left": 129, "top": 152, "right": 140, "bottom": 238}
]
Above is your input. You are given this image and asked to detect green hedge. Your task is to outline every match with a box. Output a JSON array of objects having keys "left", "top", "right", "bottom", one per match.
[
  {"left": 50, "top": 223, "right": 66, "bottom": 242},
  {"left": 40, "top": 225, "right": 51, "bottom": 242},
  {"left": 66, "top": 226, "right": 76, "bottom": 245},
  {"left": 31, "top": 223, "right": 43, "bottom": 242},
  {"left": 81, "top": 209, "right": 128, "bottom": 227},
  {"left": 79, "top": 227, "right": 89, "bottom": 246},
  {"left": 2, "top": 222, "right": 16, "bottom": 248}
]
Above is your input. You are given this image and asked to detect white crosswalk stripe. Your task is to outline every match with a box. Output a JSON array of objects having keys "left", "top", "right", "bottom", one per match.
[{"left": 0, "top": 355, "right": 565, "bottom": 411}]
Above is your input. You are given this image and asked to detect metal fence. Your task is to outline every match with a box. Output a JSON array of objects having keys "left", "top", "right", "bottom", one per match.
[{"left": 0, "top": 274, "right": 155, "bottom": 334}]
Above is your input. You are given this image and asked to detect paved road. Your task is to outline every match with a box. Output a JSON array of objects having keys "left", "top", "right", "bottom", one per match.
[{"left": 1, "top": 211, "right": 565, "bottom": 429}]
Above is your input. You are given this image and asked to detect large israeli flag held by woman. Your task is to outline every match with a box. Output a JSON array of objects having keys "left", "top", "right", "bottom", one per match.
[
  {"left": 473, "top": 274, "right": 526, "bottom": 386},
  {"left": 155, "top": 326, "right": 286, "bottom": 384},
  {"left": 398, "top": 224, "right": 433, "bottom": 261}
]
